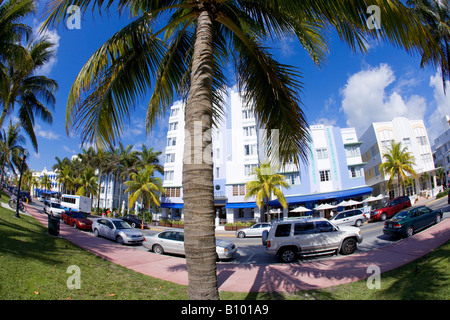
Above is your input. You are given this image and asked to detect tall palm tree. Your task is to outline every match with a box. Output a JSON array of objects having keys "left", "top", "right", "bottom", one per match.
[
  {"left": 75, "top": 166, "right": 98, "bottom": 198},
  {"left": 43, "top": 0, "right": 439, "bottom": 299},
  {"left": 244, "top": 162, "right": 290, "bottom": 222},
  {"left": 408, "top": 0, "right": 450, "bottom": 91},
  {"left": 117, "top": 143, "right": 140, "bottom": 215},
  {"left": 123, "top": 164, "right": 164, "bottom": 216},
  {"left": 0, "top": 120, "right": 25, "bottom": 187},
  {"left": 0, "top": 35, "right": 58, "bottom": 151},
  {"left": 379, "top": 141, "right": 418, "bottom": 197},
  {"left": 58, "top": 164, "right": 75, "bottom": 194},
  {"left": 139, "top": 144, "right": 163, "bottom": 174}
]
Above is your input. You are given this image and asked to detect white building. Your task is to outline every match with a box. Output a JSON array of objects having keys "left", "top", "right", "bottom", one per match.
[
  {"left": 160, "top": 88, "right": 372, "bottom": 223},
  {"left": 359, "top": 117, "right": 436, "bottom": 198},
  {"left": 432, "top": 116, "right": 450, "bottom": 187}
]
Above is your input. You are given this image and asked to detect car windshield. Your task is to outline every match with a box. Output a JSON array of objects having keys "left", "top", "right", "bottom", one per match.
[
  {"left": 394, "top": 210, "right": 410, "bottom": 220},
  {"left": 112, "top": 220, "right": 132, "bottom": 229},
  {"left": 71, "top": 212, "right": 85, "bottom": 218},
  {"left": 51, "top": 203, "right": 61, "bottom": 208}
]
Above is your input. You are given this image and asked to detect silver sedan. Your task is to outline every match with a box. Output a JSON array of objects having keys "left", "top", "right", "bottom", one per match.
[
  {"left": 144, "top": 230, "right": 237, "bottom": 260},
  {"left": 236, "top": 223, "right": 271, "bottom": 238},
  {"left": 92, "top": 218, "right": 144, "bottom": 245}
]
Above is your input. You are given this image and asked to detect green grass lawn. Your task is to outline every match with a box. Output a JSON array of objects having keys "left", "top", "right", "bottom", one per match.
[{"left": 0, "top": 206, "right": 449, "bottom": 300}]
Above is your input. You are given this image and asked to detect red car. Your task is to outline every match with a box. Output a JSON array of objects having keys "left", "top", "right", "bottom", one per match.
[
  {"left": 370, "top": 195, "right": 411, "bottom": 221},
  {"left": 62, "top": 211, "right": 93, "bottom": 231}
]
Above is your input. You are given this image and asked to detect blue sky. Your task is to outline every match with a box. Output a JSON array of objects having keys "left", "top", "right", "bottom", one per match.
[{"left": 16, "top": 3, "right": 450, "bottom": 172}]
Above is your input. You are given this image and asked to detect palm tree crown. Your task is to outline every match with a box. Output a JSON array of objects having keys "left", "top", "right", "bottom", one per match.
[
  {"left": 245, "top": 161, "right": 289, "bottom": 222},
  {"left": 379, "top": 140, "right": 418, "bottom": 196}
]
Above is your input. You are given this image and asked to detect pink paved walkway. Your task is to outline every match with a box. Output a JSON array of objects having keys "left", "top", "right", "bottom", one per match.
[{"left": 26, "top": 205, "right": 450, "bottom": 293}]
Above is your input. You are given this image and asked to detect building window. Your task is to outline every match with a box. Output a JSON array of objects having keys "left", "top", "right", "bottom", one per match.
[
  {"left": 245, "top": 164, "right": 258, "bottom": 176},
  {"left": 244, "top": 144, "right": 257, "bottom": 156},
  {"left": 167, "top": 137, "right": 177, "bottom": 146},
  {"left": 164, "top": 170, "right": 174, "bottom": 181},
  {"left": 169, "top": 122, "right": 178, "bottom": 131},
  {"left": 170, "top": 108, "right": 179, "bottom": 117},
  {"left": 243, "top": 126, "right": 255, "bottom": 136},
  {"left": 233, "top": 184, "right": 246, "bottom": 196},
  {"left": 417, "top": 136, "right": 428, "bottom": 146},
  {"left": 316, "top": 148, "right": 328, "bottom": 159},
  {"left": 285, "top": 172, "right": 300, "bottom": 185},
  {"left": 349, "top": 166, "right": 363, "bottom": 178},
  {"left": 319, "top": 170, "right": 330, "bottom": 182},
  {"left": 345, "top": 146, "right": 360, "bottom": 157},
  {"left": 163, "top": 187, "right": 181, "bottom": 197},
  {"left": 165, "top": 153, "right": 175, "bottom": 163},
  {"left": 421, "top": 153, "right": 432, "bottom": 163},
  {"left": 242, "top": 109, "right": 254, "bottom": 120}
]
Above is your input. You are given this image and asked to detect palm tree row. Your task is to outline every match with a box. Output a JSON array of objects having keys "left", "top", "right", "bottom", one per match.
[{"left": 52, "top": 142, "right": 163, "bottom": 213}]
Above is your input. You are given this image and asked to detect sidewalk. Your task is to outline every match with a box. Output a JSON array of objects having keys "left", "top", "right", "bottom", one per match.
[{"left": 23, "top": 203, "right": 450, "bottom": 293}]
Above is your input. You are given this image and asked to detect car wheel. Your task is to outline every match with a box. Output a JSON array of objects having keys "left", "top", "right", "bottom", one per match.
[
  {"left": 116, "top": 236, "right": 124, "bottom": 245},
  {"left": 237, "top": 231, "right": 245, "bottom": 238},
  {"left": 131, "top": 222, "right": 136, "bottom": 228},
  {"left": 435, "top": 215, "right": 442, "bottom": 224},
  {"left": 94, "top": 228, "right": 100, "bottom": 237},
  {"left": 279, "top": 248, "right": 296, "bottom": 263},
  {"left": 340, "top": 238, "right": 357, "bottom": 255},
  {"left": 355, "top": 219, "right": 362, "bottom": 227},
  {"left": 406, "top": 226, "right": 414, "bottom": 238},
  {"left": 153, "top": 244, "right": 164, "bottom": 255},
  {"left": 380, "top": 213, "right": 387, "bottom": 221}
]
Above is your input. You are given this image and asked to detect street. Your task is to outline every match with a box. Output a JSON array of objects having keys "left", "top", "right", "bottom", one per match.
[{"left": 28, "top": 196, "right": 450, "bottom": 265}]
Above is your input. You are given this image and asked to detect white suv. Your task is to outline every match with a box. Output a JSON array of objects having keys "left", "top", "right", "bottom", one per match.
[{"left": 262, "top": 218, "right": 363, "bottom": 263}]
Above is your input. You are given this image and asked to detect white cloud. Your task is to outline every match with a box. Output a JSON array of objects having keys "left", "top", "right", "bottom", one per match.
[
  {"left": 425, "top": 71, "right": 450, "bottom": 142},
  {"left": 33, "top": 21, "right": 60, "bottom": 76},
  {"left": 35, "top": 124, "right": 60, "bottom": 140},
  {"left": 340, "top": 63, "right": 427, "bottom": 135}
]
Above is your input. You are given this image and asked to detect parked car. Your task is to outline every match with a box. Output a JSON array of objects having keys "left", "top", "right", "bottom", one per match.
[
  {"left": 383, "top": 205, "right": 443, "bottom": 238},
  {"left": 144, "top": 230, "right": 237, "bottom": 260},
  {"left": 43, "top": 200, "right": 66, "bottom": 218},
  {"left": 236, "top": 223, "right": 271, "bottom": 238},
  {"left": 329, "top": 209, "right": 366, "bottom": 227},
  {"left": 92, "top": 218, "right": 144, "bottom": 245},
  {"left": 370, "top": 195, "right": 411, "bottom": 221},
  {"left": 121, "top": 214, "right": 148, "bottom": 229},
  {"left": 62, "top": 211, "right": 93, "bottom": 231},
  {"left": 262, "top": 218, "right": 363, "bottom": 263}
]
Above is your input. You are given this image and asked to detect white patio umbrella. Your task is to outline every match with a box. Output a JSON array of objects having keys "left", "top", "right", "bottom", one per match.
[
  {"left": 290, "top": 206, "right": 312, "bottom": 213},
  {"left": 346, "top": 199, "right": 362, "bottom": 206},
  {"left": 337, "top": 200, "right": 349, "bottom": 207},
  {"left": 363, "top": 196, "right": 378, "bottom": 202},
  {"left": 314, "top": 203, "right": 337, "bottom": 210}
]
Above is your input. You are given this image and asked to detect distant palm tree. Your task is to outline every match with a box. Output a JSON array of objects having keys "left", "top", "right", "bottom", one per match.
[
  {"left": 75, "top": 166, "right": 98, "bottom": 199},
  {"left": 0, "top": 120, "right": 25, "bottom": 187},
  {"left": 244, "top": 162, "right": 290, "bottom": 222},
  {"left": 124, "top": 164, "right": 164, "bottom": 217},
  {"left": 379, "top": 141, "right": 418, "bottom": 197},
  {"left": 40, "top": 173, "right": 51, "bottom": 191},
  {"left": 58, "top": 165, "right": 75, "bottom": 194},
  {"left": 43, "top": 0, "right": 439, "bottom": 300}
]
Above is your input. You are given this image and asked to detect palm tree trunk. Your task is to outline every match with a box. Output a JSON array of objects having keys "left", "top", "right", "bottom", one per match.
[{"left": 182, "top": 9, "right": 218, "bottom": 300}]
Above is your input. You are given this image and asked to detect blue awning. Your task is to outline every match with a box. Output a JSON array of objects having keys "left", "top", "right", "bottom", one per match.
[
  {"left": 160, "top": 203, "right": 184, "bottom": 209},
  {"left": 269, "top": 186, "right": 373, "bottom": 206},
  {"left": 225, "top": 202, "right": 257, "bottom": 209}
]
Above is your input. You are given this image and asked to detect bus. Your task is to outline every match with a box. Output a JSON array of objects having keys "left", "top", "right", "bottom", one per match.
[{"left": 60, "top": 194, "right": 92, "bottom": 214}]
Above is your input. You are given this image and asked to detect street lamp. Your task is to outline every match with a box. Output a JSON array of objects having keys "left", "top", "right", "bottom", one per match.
[{"left": 14, "top": 149, "right": 27, "bottom": 218}]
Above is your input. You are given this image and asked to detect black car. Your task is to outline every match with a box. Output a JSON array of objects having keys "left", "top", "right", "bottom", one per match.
[{"left": 121, "top": 214, "right": 148, "bottom": 229}]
